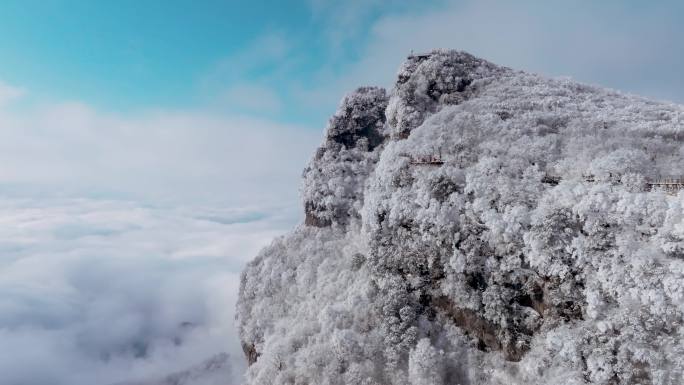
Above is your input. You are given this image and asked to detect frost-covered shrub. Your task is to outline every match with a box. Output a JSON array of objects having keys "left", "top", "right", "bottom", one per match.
[
  {"left": 386, "top": 50, "right": 507, "bottom": 139},
  {"left": 409, "top": 339, "right": 446, "bottom": 385}
]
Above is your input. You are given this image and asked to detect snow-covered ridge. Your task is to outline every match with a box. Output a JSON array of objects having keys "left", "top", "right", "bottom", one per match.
[{"left": 238, "top": 50, "right": 684, "bottom": 385}]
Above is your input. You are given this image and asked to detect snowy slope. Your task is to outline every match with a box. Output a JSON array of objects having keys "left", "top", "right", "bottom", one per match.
[{"left": 237, "top": 50, "right": 684, "bottom": 385}]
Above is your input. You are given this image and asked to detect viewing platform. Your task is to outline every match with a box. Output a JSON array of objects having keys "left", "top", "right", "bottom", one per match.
[{"left": 408, "top": 51, "right": 433, "bottom": 60}]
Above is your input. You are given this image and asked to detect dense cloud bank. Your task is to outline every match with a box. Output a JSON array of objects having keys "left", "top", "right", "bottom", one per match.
[
  {"left": 238, "top": 51, "right": 684, "bottom": 384},
  {"left": 0, "top": 198, "right": 296, "bottom": 385}
]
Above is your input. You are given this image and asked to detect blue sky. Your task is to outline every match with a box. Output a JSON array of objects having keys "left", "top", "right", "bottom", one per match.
[
  {"left": 0, "top": 0, "right": 431, "bottom": 124},
  {"left": 0, "top": 1, "right": 311, "bottom": 110}
]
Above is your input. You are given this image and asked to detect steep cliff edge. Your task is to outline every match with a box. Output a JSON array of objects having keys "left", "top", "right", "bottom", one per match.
[{"left": 237, "top": 50, "right": 684, "bottom": 385}]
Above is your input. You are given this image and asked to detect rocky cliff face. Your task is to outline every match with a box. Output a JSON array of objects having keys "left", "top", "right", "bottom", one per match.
[{"left": 237, "top": 50, "right": 684, "bottom": 385}]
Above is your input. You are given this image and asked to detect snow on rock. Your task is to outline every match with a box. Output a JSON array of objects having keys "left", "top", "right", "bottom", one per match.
[
  {"left": 237, "top": 50, "right": 684, "bottom": 385},
  {"left": 302, "top": 86, "right": 388, "bottom": 227},
  {"left": 386, "top": 50, "right": 508, "bottom": 139}
]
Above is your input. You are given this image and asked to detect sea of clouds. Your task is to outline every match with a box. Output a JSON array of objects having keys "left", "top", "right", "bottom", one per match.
[
  {"left": 0, "top": 197, "right": 300, "bottom": 384},
  {"left": 0, "top": 76, "right": 320, "bottom": 384}
]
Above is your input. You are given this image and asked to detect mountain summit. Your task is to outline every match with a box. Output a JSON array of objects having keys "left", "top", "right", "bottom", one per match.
[{"left": 237, "top": 50, "right": 684, "bottom": 385}]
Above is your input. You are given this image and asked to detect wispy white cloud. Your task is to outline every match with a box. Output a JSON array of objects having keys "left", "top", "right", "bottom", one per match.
[
  {"left": 350, "top": 0, "right": 684, "bottom": 91},
  {"left": 245, "top": 0, "right": 684, "bottom": 115},
  {"left": 0, "top": 98, "right": 320, "bottom": 205},
  {"left": 217, "top": 84, "right": 284, "bottom": 115},
  {"left": 0, "top": 81, "right": 25, "bottom": 106}
]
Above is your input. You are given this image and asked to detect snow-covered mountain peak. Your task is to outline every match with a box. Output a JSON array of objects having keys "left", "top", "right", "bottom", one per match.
[{"left": 238, "top": 50, "right": 684, "bottom": 385}]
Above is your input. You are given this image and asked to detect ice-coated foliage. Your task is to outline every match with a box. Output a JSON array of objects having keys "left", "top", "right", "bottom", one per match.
[
  {"left": 386, "top": 51, "right": 507, "bottom": 139},
  {"left": 237, "top": 50, "right": 684, "bottom": 385},
  {"left": 301, "top": 86, "right": 388, "bottom": 227}
]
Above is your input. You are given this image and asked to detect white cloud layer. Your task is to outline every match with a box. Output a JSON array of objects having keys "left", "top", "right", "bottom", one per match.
[{"left": 0, "top": 197, "right": 297, "bottom": 385}]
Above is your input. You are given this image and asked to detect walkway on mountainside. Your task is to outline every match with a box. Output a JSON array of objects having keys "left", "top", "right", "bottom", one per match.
[
  {"left": 400, "top": 152, "right": 683, "bottom": 194},
  {"left": 543, "top": 174, "right": 684, "bottom": 194},
  {"left": 647, "top": 178, "right": 684, "bottom": 194},
  {"left": 400, "top": 151, "right": 445, "bottom": 166}
]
